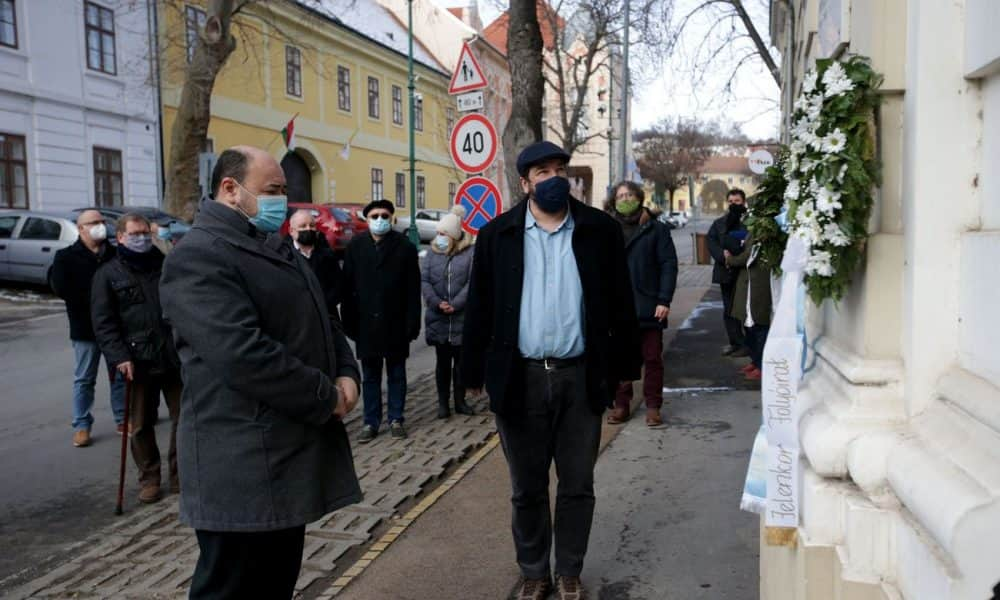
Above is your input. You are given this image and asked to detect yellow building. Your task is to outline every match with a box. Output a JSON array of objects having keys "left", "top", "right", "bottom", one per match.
[
  {"left": 158, "top": 0, "right": 462, "bottom": 217},
  {"left": 667, "top": 155, "right": 763, "bottom": 216}
]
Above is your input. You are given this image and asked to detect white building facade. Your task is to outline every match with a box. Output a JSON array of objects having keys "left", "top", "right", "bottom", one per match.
[
  {"left": 0, "top": 0, "right": 160, "bottom": 214},
  {"left": 763, "top": 1, "right": 1000, "bottom": 599}
]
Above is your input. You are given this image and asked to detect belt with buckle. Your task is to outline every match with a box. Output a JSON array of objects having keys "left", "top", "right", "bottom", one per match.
[{"left": 524, "top": 356, "right": 584, "bottom": 371}]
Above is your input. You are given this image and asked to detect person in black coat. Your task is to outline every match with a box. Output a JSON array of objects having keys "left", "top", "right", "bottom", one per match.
[
  {"left": 706, "top": 188, "right": 750, "bottom": 356},
  {"left": 462, "top": 141, "right": 641, "bottom": 598},
  {"left": 160, "top": 147, "right": 361, "bottom": 600},
  {"left": 49, "top": 209, "right": 125, "bottom": 447},
  {"left": 604, "top": 181, "right": 679, "bottom": 428},
  {"left": 287, "top": 208, "right": 342, "bottom": 320},
  {"left": 340, "top": 199, "right": 421, "bottom": 443},
  {"left": 91, "top": 213, "right": 181, "bottom": 504}
]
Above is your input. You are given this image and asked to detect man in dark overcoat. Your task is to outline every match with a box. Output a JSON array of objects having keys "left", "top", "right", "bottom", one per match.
[
  {"left": 462, "top": 141, "right": 641, "bottom": 600},
  {"left": 706, "top": 188, "right": 750, "bottom": 356},
  {"left": 160, "top": 146, "right": 362, "bottom": 600},
  {"left": 340, "top": 199, "right": 421, "bottom": 443}
]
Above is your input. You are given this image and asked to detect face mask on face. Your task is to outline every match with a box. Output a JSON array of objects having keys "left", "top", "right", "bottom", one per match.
[
  {"left": 235, "top": 181, "right": 288, "bottom": 233},
  {"left": 433, "top": 234, "right": 452, "bottom": 252},
  {"left": 297, "top": 229, "right": 318, "bottom": 246},
  {"left": 616, "top": 199, "right": 640, "bottom": 216},
  {"left": 729, "top": 203, "right": 747, "bottom": 216},
  {"left": 532, "top": 176, "right": 571, "bottom": 214},
  {"left": 123, "top": 233, "right": 153, "bottom": 253},
  {"left": 368, "top": 215, "right": 391, "bottom": 235},
  {"left": 88, "top": 224, "right": 108, "bottom": 242}
]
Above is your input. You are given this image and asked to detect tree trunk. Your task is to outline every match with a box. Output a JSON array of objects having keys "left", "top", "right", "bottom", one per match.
[
  {"left": 667, "top": 186, "right": 676, "bottom": 211},
  {"left": 164, "top": 0, "right": 238, "bottom": 219},
  {"left": 502, "top": 0, "right": 544, "bottom": 207}
]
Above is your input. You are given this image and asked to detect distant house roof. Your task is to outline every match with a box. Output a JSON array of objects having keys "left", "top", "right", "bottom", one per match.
[
  {"left": 483, "top": 0, "right": 565, "bottom": 55},
  {"left": 701, "top": 156, "right": 754, "bottom": 175},
  {"left": 299, "top": 0, "right": 448, "bottom": 75}
]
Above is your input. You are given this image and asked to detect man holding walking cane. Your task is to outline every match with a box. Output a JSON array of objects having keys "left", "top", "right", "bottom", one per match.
[{"left": 91, "top": 213, "right": 182, "bottom": 505}]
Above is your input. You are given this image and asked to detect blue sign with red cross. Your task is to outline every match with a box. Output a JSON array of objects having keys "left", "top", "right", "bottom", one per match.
[{"left": 455, "top": 177, "right": 501, "bottom": 235}]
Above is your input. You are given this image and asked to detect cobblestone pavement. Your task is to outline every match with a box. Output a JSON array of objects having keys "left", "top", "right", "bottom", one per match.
[{"left": 8, "top": 373, "right": 495, "bottom": 600}]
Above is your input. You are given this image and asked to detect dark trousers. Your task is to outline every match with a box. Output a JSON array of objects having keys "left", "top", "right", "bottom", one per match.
[
  {"left": 361, "top": 356, "right": 407, "bottom": 429},
  {"left": 189, "top": 526, "right": 305, "bottom": 599},
  {"left": 433, "top": 343, "right": 465, "bottom": 407},
  {"left": 130, "top": 370, "right": 181, "bottom": 487},
  {"left": 719, "top": 281, "right": 745, "bottom": 347},
  {"left": 495, "top": 362, "right": 601, "bottom": 579},
  {"left": 614, "top": 329, "right": 664, "bottom": 410},
  {"left": 744, "top": 324, "right": 770, "bottom": 370}
]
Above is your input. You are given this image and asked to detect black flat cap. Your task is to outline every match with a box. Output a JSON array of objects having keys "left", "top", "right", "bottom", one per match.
[
  {"left": 363, "top": 199, "right": 395, "bottom": 216},
  {"left": 516, "top": 141, "right": 571, "bottom": 177}
]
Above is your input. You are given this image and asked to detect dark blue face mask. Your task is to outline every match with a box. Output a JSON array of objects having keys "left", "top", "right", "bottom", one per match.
[{"left": 532, "top": 176, "right": 571, "bottom": 214}]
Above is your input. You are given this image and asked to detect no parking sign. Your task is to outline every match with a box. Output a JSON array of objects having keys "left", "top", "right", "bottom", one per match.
[{"left": 454, "top": 177, "right": 501, "bottom": 235}]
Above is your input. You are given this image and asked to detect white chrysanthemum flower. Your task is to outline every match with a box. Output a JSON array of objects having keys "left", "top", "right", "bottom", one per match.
[
  {"left": 806, "top": 250, "right": 834, "bottom": 277},
  {"left": 784, "top": 179, "right": 801, "bottom": 201},
  {"left": 823, "top": 129, "right": 847, "bottom": 154},
  {"left": 815, "top": 187, "right": 843, "bottom": 215},
  {"left": 801, "top": 158, "right": 817, "bottom": 174},
  {"left": 802, "top": 70, "right": 818, "bottom": 94},
  {"left": 822, "top": 62, "right": 854, "bottom": 98},
  {"left": 837, "top": 163, "right": 849, "bottom": 183},
  {"left": 822, "top": 223, "right": 850, "bottom": 247},
  {"left": 795, "top": 199, "right": 817, "bottom": 223},
  {"left": 789, "top": 139, "right": 807, "bottom": 159}
]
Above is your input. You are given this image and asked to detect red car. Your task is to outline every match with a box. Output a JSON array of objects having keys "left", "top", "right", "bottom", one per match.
[
  {"left": 330, "top": 203, "right": 369, "bottom": 235},
  {"left": 280, "top": 203, "right": 357, "bottom": 255}
]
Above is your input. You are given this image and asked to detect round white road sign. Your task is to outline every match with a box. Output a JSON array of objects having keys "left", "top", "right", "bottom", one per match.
[
  {"left": 748, "top": 149, "right": 775, "bottom": 175},
  {"left": 450, "top": 114, "right": 499, "bottom": 174}
]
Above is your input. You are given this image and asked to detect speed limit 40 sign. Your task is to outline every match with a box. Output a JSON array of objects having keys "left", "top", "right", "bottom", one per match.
[{"left": 449, "top": 113, "right": 498, "bottom": 174}]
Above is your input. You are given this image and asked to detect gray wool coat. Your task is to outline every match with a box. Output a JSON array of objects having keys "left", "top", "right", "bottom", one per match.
[
  {"left": 422, "top": 244, "right": 474, "bottom": 346},
  {"left": 160, "top": 200, "right": 362, "bottom": 532}
]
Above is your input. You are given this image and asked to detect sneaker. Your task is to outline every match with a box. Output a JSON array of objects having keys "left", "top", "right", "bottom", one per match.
[
  {"left": 745, "top": 367, "right": 762, "bottom": 381},
  {"left": 739, "top": 363, "right": 756, "bottom": 374},
  {"left": 721, "top": 345, "right": 737, "bottom": 356},
  {"left": 512, "top": 577, "right": 553, "bottom": 600},
  {"left": 606, "top": 407, "right": 630, "bottom": 425},
  {"left": 358, "top": 425, "right": 377, "bottom": 444},
  {"left": 116, "top": 423, "right": 125, "bottom": 435},
  {"left": 138, "top": 483, "right": 162, "bottom": 504},
  {"left": 555, "top": 575, "right": 586, "bottom": 600},
  {"left": 645, "top": 409, "right": 666, "bottom": 429},
  {"left": 390, "top": 421, "right": 407, "bottom": 439},
  {"left": 72, "top": 429, "right": 92, "bottom": 448}
]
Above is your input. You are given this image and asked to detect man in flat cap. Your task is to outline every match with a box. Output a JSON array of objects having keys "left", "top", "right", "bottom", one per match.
[{"left": 462, "top": 141, "right": 641, "bottom": 600}]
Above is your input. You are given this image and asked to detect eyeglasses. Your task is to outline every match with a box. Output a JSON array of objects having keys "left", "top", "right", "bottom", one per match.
[{"left": 368, "top": 214, "right": 391, "bottom": 221}]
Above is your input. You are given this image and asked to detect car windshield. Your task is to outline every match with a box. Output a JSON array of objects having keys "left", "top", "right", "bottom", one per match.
[{"left": 331, "top": 208, "right": 352, "bottom": 222}]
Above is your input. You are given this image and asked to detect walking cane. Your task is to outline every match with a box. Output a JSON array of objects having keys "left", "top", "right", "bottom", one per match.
[{"left": 115, "top": 371, "right": 131, "bottom": 516}]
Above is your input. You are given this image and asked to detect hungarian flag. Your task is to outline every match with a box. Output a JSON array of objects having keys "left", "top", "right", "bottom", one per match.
[{"left": 281, "top": 116, "right": 296, "bottom": 149}]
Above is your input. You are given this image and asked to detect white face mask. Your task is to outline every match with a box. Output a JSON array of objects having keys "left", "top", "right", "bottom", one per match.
[
  {"left": 433, "top": 234, "right": 452, "bottom": 251},
  {"left": 88, "top": 224, "right": 107, "bottom": 241}
]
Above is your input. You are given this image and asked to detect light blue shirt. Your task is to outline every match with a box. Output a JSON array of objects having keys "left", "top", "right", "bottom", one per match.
[{"left": 518, "top": 207, "right": 586, "bottom": 359}]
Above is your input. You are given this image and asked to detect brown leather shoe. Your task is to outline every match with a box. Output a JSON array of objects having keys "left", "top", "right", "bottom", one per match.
[
  {"left": 606, "top": 407, "right": 629, "bottom": 425},
  {"left": 646, "top": 409, "right": 666, "bottom": 429},
  {"left": 138, "top": 483, "right": 162, "bottom": 504},
  {"left": 72, "top": 429, "right": 91, "bottom": 447},
  {"left": 555, "top": 575, "right": 586, "bottom": 600},
  {"left": 512, "top": 576, "right": 552, "bottom": 600}
]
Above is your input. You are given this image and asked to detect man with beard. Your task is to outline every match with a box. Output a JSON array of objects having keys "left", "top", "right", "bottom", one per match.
[
  {"left": 706, "top": 188, "right": 750, "bottom": 356},
  {"left": 462, "top": 141, "right": 641, "bottom": 600}
]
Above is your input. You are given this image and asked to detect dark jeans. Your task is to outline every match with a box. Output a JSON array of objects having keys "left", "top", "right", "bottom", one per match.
[
  {"left": 744, "top": 324, "right": 770, "bottom": 370},
  {"left": 361, "top": 356, "right": 407, "bottom": 429},
  {"left": 189, "top": 526, "right": 305, "bottom": 599},
  {"left": 719, "top": 281, "right": 745, "bottom": 347},
  {"left": 495, "top": 361, "right": 601, "bottom": 579},
  {"left": 615, "top": 329, "right": 665, "bottom": 410},
  {"left": 130, "top": 370, "right": 182, "bottom": 487},
  {"left": 433, "top": 343, "right": 465, "bottom": 406}
]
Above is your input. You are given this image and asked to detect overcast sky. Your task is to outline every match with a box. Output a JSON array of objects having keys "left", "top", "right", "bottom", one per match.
[{"left": 440, "top": 0, "right": 780, "bottom": 141}]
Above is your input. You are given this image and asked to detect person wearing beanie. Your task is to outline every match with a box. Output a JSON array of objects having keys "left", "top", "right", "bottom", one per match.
[
  {"left": 462, "top": 140, "right": 641, "bottom": 599},
  {"left": 422, "top": 204, "right": 476, "bottom": 418},
  {"left": 604, "top": 181, "right": 678, "bottom": 429}
]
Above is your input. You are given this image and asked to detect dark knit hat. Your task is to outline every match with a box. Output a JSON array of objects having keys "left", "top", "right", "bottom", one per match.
[
  {"left": 363, "top": 199, "right": 395, "bottom": 217},
  {"left": 516, "top": 141, "right": 571, "bottom": 177}
]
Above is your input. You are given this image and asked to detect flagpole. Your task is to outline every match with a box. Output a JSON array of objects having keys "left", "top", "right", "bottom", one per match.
[{"left": 267, "top": 112, "right": 300, "bottom": 152}]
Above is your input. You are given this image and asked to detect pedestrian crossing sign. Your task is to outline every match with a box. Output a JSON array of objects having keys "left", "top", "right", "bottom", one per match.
[{"left": 448, "top": 42, "right": 488, "bottom": 95}]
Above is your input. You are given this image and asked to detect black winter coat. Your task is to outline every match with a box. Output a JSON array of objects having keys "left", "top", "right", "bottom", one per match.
[
  {"left": 461, "top": 198, "right": 642, "bottom": 417},
  {"left": 624, "top": 212, "right": 679, "bottom": 330},
  {"left": 706, "top": 213, "right": 747, "bottom": 284},
  {"left": 292, "top": 240, "right": 343, "bottom": 321},
  {"left": 341, "top": 230, "right": 421, "bottom": 360},
  {"left": 50, "top": 240, "right": 115, "bottom": 341},
  {"left": 91, "top": 249, "right": 179, "bottom": 375},
  {"left": 160, "top": 200, "right": 362, "bottom": 532}
]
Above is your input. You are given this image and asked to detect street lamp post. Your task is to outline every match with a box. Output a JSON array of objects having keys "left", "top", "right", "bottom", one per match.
[
  {"left": 406, "top": 0, "right": 420, "bottom": 246},
  {"left": 619, "top": 0, "right": 630, "bottom": 182}
]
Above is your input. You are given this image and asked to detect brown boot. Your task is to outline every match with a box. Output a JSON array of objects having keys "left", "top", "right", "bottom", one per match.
[
  {"left": 72, "top": 429, "right": 92, "bottom": 447},
  {"left": 138, "top": 482, "right": 162, "bottom": 504},
  {"left": 646, "top": 409, "right": 666, "bottom": 429},
  {"left": 555, "top": 575, "right": 586, "bottom": 600},
  {"left": 606, "top": 407, "right": 629, "bottom": 425},
  {"left": 512, "top": 576, "right": 553, "bottom": 600}
]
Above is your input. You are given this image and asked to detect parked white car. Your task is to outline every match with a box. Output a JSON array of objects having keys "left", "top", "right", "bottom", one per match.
[
  {"left": 0, "top": 209, "right": 79, "bottom": 287},
  {"left": 393, "top": 209, "right": 449, "bottom": 243},
  {"left": 664, "top": 211, "right": 689, "bottom": 228}
]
